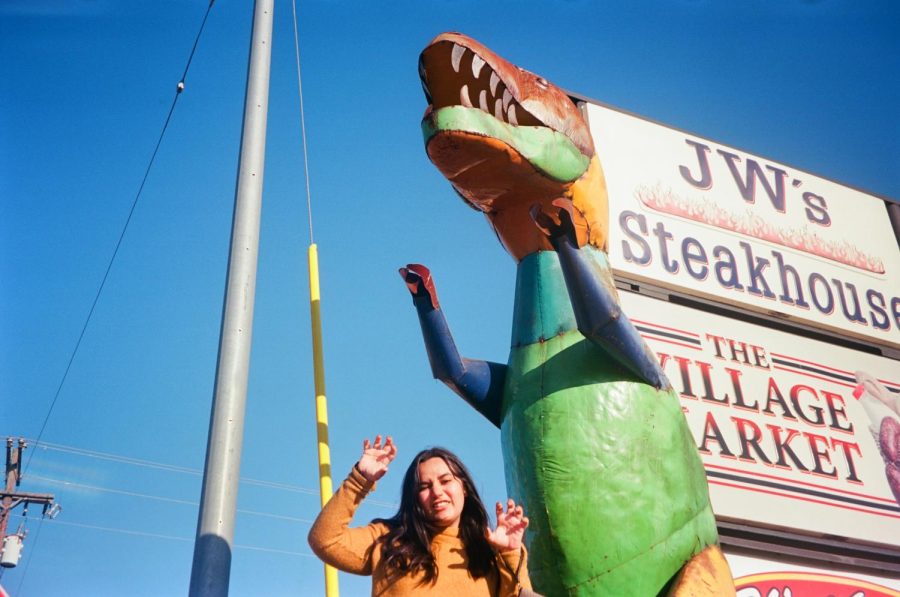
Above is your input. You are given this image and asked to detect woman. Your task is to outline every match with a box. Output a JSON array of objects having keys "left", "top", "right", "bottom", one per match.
[{"left": 308, "top": 435, "right": 531, "bottom": 595}]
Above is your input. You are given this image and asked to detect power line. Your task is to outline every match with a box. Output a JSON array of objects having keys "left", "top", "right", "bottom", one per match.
[
  {"left": 28, "top": 440, "right": 398, "bottom": 508},
  {"left": 30, "top": 474, "right": 195, "bottom": 506},
  {"left": 32, "top": 441, "right": 198, "bottom": 475},
  {"left": 230, "top": 544, "right": 317, "bottom": 558},
  {"left": 8, "top": 514, "right": 319, "bottom": 559},
  {"left": 24, "top": 0, "right": 217, "bottom": 476},
  {"left": 28, "top": 475, "right": 316, "bottom": 524}
]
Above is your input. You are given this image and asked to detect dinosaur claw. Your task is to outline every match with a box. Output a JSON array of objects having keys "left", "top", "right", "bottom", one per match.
[
  {"left": 400, "top": 263, "right": 441, "bottom": 310},
  {"left": 530, "top": 199, "right": 577, "bottom": 246},
  {"left": 529, "top": 203, "right": 554, "bottom": 238},
  {"left": 551, "top": 198, "right": 578, "bottom": 241},
  {"left": 551, "top": 197, "right": 576, "bottom": 226},
  {"left": 399, "top": 266, "right": 414, "bottom": 289},
  {"left": 399, "top": 266, "right": 422, "bottom": 294}
]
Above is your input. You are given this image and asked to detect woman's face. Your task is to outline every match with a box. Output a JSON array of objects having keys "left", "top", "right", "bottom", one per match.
[{"left": 416, "top": 457, "right": 466, "bottom": 528}]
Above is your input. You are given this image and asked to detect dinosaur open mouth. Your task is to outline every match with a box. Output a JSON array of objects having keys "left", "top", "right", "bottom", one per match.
[
  {"left": 416, "top": 33, "right": 607, "bottom": 260},
  {"left": 418, "top": 34, "right": 592, "bottom": 188},
  {"left": 418, "top": 33, "right": 594, "bottom": 159},
  {"left": 419, "top": 39, "right": 544, "bottom": 129}
]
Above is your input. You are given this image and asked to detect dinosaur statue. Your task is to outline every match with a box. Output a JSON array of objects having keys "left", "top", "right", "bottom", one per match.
[{"left": 400, "top": 32, "right": 735, "bottom": 596}]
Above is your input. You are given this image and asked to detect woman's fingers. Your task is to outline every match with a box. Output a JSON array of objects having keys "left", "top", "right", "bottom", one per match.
[
  {"left": 361, "top": 435, "right": 398, "bottom": 473},
  {"left": 363, "top": 435, "right": 394, "bottom": 452},
  {"left": 487, "top": 502, "right": 529, "bottom": 551},
  {"left": 358, "top": 436, "right": 397, "bottom": 483},
  {"left": 495, "top": 499, "right": 528, "bottom": 531},
  {"left": 379, "top": 437, "right": 396, "bottom": 463},
  {"left": 502, "top": 500, "right": 520, "bottom": 516},
  {"left": 506, "top": 499, "right": 522, "bottom": 520},
  {"left": 364, "top": 436, "right": 382, "bottom": 449}
]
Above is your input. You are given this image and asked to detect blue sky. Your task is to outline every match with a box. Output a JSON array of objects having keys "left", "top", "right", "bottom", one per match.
[{"left": 1, "top": 0, "right": 898, "bottom": 595}]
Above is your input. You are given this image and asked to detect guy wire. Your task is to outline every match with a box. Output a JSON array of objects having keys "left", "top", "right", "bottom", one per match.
[{"left": 291, "top": 0, "right": 315, "bottom": 243}]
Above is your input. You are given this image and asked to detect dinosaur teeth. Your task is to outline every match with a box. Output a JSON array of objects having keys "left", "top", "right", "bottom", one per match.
[
  {"left": 460, "top": 84, "right": 473, "bottom": 108},
  {"left": 451, "top": 43, "right": 465, "bottom": 73},
  {"left": 489, "top": 72, "right": 500, "bottom": 96},
  {"left": 494, "top": 98, "right": 504, "bottom": 120},
  {"left": 507, "top": 104, "right": 518, "bottom": 125},
  {"left": 471, "top": 54, "right": 486, "bottom": 79},
  {"left": 502, "top": 89, "right": 512, "bottom": 111},
  {"left": 479, "top": 89, "right": 489, "bottom": 111}
]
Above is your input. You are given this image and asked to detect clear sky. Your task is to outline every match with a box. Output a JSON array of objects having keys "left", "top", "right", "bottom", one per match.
[{"left": 1, "top": 0, "right": 898, "bottom": 595}]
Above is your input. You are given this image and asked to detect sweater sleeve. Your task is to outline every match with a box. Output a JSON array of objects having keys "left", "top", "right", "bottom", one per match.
[
  {"left": 497, "top": 545, "right": 531, "bottom": 594},
  {"left": 307, "top": 466, "right": 388, "bottom": 575}
]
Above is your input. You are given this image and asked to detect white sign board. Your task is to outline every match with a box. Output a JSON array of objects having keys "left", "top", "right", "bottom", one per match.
[
  {"left": 620, "top": 291, "right": 900, "bottom": 547},
  {"left": 586, "top": 102, "right": 900, "bottom": 350}
]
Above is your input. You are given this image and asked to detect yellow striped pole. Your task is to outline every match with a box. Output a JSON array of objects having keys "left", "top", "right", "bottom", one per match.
[{"left": 307, "top": 243, "right": 339, "bottom": 597}]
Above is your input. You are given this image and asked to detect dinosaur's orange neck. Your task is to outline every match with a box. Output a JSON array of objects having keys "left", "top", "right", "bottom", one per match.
[{"left": 476, "top": 153, "right": 608, "bottom": 261}]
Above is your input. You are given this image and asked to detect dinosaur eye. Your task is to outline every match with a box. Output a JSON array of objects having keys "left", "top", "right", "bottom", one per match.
[{"left": 536, "top": 77, "right": 548, "bottom": 89}]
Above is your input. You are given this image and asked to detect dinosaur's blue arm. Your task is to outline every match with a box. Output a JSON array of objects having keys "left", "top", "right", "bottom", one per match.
[
  {"left": 553, "top": 233, "right": 671, "bottom": 391},
  {"left": 531, "top": 202, "right": 670, "bottom": 389},
  {"left": 402, "top": 265, "right": 506, "bottom": 427}
]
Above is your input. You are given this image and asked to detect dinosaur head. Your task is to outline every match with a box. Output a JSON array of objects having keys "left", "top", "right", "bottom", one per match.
[{"left": 420, "top": 32, "right": 609, "bottom": 260}]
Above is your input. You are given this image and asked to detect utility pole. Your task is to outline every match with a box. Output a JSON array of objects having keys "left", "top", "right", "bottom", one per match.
[
  {"left": 188, "top": 0, "right": 273, "bottom": 594},
  {"left": 0, "top": 438, "right": 22, "bottom": 541},
  {"left": 1, "top": 438, "right": 57, "bottom": 568}
]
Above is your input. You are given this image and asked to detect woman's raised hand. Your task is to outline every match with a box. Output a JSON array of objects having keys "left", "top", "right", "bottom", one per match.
[
  {"left": 356, "top": 435, "right": 397, "bottom": 483},
  {"left": 486, "top": 499, "right": 529, "bottom": 552}
]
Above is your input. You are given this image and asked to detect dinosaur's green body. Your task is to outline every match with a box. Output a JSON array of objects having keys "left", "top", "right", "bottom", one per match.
[{"left": 501, "top": 249, "right": 717, "bottom": 595}]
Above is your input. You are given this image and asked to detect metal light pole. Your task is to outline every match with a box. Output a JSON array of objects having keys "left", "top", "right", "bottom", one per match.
[{"left": 189, "top": 0, "right": 273, "bottom": 594}]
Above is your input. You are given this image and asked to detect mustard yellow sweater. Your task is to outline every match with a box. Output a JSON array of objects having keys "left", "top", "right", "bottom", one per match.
[{"left": 308, "top": 467, "right": 530, "bottom": 596}]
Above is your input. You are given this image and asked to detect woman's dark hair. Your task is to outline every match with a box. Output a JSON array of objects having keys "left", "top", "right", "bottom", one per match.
[{"left": 374, "top": 447, "right": 495, "bottom": 584}]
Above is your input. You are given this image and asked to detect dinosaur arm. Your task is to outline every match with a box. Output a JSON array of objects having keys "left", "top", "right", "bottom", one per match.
[
  {"left": 533, "top": 203, "right": 671, "bottom": 391},
  {"left": 402, "top": 265, "right": 506, "bottom": 427}
]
